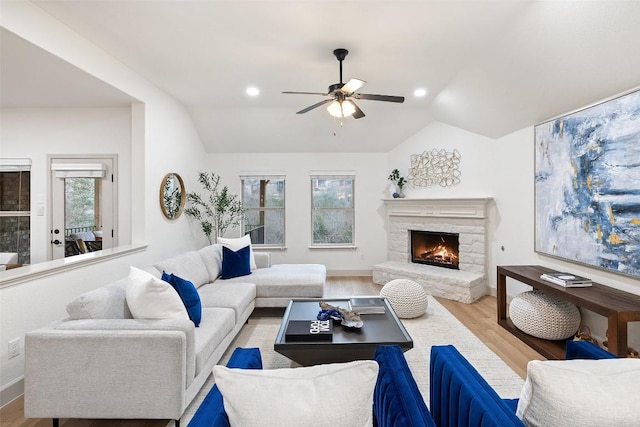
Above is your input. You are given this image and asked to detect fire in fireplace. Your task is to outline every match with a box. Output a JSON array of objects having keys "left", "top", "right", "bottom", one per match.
[{"left": 410, "top": 230, "right": 460, "bottom": 270}]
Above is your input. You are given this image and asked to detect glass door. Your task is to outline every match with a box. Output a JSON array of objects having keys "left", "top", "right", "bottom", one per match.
[{"left": 50, "top": 157, "right": 116, "bottom": 260}]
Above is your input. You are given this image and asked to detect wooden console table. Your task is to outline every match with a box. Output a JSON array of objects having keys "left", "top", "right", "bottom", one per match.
[{"left": 497, "top": 265, "right": 640, "bottom": 359}]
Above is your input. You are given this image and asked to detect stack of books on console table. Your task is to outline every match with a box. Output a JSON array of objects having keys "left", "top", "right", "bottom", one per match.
[
  {"left": 285, "top": 320, "right": 333, "bottom": 342},
  {"left": 348, "top": 296, "right": 386, "bottom": 314},
  {"left": 540, "top": 272, "right": 592, "bottom": 287}
]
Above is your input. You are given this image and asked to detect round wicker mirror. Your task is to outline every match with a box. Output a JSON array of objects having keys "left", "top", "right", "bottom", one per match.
[{"left": 159, "top": 173, "right": 186, "bottom": 219}]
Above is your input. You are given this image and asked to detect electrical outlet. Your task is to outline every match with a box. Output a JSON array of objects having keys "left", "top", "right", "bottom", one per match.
[{"left": 8, "top": 338, "right": 20, "bottom": 359}]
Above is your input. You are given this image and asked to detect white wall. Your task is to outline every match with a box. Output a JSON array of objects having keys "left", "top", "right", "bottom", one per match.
[
  {"left": 208, "top": 152, "right": 388, "bottom": 274},
  {"left": 389, "top": 121, "right": 640, "bottom": 348},
  {"left": 0, "top": 2, "right": 207, "bottom": 405},
  {"left": 1, "top": 107, "right": 132, "bottom": 264}
]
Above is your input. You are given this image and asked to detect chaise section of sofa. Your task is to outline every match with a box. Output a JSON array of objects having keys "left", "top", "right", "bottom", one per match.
[
  {"left": 219, "top": 263, "right": 326, "bottom": 307},
  {"left": 152, "top": 243, "right": 326, "bottom": 308}
]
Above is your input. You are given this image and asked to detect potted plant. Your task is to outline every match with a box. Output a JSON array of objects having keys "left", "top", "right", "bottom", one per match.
[
  {"left": 184, "top": 172, "right": 246, "bottom": 244},
  {"left": 388, "top": 169, "right": 407, "bottom": 198}
]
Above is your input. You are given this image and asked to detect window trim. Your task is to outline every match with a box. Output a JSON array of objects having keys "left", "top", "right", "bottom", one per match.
[
  {"left": 309, "top": 171, "right": 356, "bottom": 248},
  {"left": 239, "top": 171, "right": 286, "bottom": 248}
]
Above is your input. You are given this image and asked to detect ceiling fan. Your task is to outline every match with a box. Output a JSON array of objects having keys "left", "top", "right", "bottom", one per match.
[{"left": 282, "top": 48, "right": 404, "bottom": 119}]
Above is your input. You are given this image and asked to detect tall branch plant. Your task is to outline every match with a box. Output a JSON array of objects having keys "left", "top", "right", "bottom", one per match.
[{"left": 184, "top": 172, "right": 246, "bottom": 244}]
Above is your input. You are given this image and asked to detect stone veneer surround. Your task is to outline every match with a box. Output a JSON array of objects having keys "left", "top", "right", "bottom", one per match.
[{"left": 373, "top": 198, "right": 492, "bottom": 303}]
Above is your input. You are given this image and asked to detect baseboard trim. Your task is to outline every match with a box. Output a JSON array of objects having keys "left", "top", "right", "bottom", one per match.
[
  {"left": 1, "top": 376, "right": 23, "bottom": 409},
  {"left": 326, "top": 269, "right": 372, "bottom": 277}
]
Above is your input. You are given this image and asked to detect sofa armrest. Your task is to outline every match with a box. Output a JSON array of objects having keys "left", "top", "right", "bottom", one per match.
[
  {"left": 373, "top": 345, "right": 435, "bottom": 427},
  {"left": 25, "top": 324, "right": 190, "bottom": 420},
  {"left": 565, "top": 340, "right": 617, "bottom": 359},
  {"left": 254, "top": 252, "right": 271, "bottom": 269},
  {"left": 188, "top": 347, "right": 263, "bottom": 427},
  {"left": 430, "top": 345, "right": 525, "bottom": 427},
  {"left": 52, "top": 317, "right": 196, "bottom": 384}
]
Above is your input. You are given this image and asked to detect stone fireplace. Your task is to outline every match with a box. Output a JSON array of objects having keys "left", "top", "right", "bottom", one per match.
[{"left": 373, "top": 197, "right": 492, "bottom": 303}]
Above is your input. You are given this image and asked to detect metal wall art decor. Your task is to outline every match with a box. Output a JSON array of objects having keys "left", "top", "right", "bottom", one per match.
[
  {"left": 535, "top": 89, "right": 640, "bottom": 278},
  {"left": 408, "top": 148, "right": 461, "bottom": 188}
]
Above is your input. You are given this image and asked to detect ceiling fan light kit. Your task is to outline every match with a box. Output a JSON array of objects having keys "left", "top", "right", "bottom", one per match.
[
  {"left": 283, "top": 48, "right": 404, "bottom": 120},
  {"left": 327, "top": 100, "right": 356, "bottom": 118}
]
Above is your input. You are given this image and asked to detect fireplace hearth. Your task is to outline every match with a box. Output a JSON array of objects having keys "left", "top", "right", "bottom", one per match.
[{"left": 410, "top": 230, "right": 459, "bottom": 270}]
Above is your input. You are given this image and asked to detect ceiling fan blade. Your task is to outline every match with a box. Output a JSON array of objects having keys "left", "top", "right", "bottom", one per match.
[
  {"left": 340, "top": 78, "right": 366, "bottom": 95},
  {"left": 354, "top": 93, "right": 405, "bottom": 103},
  {"left": 296, "top": 98, "right": 333, "bottom": 114},
  {"left": 283, "top": 91, "right": 329, "bottom": 96},
  {"left": 352, "top": 101, "right": 365, "bottom": 119}
]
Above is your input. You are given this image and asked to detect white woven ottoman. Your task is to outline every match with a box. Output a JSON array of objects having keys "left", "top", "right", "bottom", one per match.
[
  {"left": 509, "top": 290, "right": 581, "bottom": 340},
  {"left": 380, "top": 279, "right": 428, "bottom": 319}
]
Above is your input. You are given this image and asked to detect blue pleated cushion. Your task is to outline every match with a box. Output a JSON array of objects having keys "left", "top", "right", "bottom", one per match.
[
  {"left": 373, "top": 345, "right": 435, "bottom": 427},
  {"left": 430, "top": 345, "right": 525, "bottom": 427}
]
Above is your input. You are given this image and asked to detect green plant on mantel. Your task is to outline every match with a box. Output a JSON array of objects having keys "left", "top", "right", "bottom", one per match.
[
  {"left": 388, "top": 168, "right": 407, "bottom": 191},
  {"left": 184, "top": 172, "right": 246, "bottom": 244}
]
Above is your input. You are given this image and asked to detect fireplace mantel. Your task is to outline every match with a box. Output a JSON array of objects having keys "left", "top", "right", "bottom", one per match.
[{"left": 382, "top": 197, "right": 492, "bottom": 219}]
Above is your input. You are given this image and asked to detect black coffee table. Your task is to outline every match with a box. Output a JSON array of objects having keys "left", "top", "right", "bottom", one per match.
[{"left": 274, "top": 298, "right": 413, "bottom": 366}]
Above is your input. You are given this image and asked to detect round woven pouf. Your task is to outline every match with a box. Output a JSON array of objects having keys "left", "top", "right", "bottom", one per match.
[
  {"left": 509, "top": 290, "right": 581, "bottom": 340},
  {"left": 380, "top": 279, "right": 428, "bottom": 319}
]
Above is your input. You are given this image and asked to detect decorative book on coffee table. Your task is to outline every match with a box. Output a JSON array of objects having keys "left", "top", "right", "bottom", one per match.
[
  {"left": 285, "top": 320, "right": 333, "bottom": 342},
  {"left": 349, "top": 296, "right": 386, "bottom": 314}
]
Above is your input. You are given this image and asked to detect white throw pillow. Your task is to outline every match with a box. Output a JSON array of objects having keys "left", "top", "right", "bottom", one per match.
[
  {"left": 214, "top": 360, "right": 379, "bottom": 427},
  {"left": 218, "top": 235, "right": 256, "bottom": 270},
  {"left": 516, "top": 358, "right": 640, "bottom": 427},
  {"left": 125, "top": 266, "right": 189, "bottom": 321}
]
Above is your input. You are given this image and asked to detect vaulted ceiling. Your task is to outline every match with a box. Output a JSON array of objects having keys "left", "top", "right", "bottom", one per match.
[{"left": 2, "top": 1, "right": 640, "bottom": 153}]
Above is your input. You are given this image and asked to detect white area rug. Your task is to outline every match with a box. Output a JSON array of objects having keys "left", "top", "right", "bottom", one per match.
[{"left": 175, "top": 296, "right": 524, "bottom": 425}]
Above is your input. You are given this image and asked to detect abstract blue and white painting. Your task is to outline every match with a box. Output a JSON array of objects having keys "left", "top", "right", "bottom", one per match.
[{"left": 535, "top": 89, "right": 640, "bottom": 278}]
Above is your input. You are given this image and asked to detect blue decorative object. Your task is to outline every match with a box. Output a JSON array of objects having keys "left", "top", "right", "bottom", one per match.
[
  {"left": 392, "top": 192, "right": 399, "bottom": 198},
  {"left": 317, "top": 309, "right": 343, "bottom": 321},
  {"left": 220, "top": 245, "right": 251, "bottom": 279},
  {"left": 161, "top": 271, "right": 202, "bottom": 327}
]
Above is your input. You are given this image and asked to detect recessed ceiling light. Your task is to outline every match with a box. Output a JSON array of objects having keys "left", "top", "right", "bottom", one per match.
[
  {"left": 413, "top": 88, "right": 427, "bottom": 97},
  {"left": 246, "top": 87, "right": 260, "bottom": 96}
]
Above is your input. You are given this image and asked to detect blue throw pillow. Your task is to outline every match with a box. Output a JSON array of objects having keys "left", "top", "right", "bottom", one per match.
[
  {"left": 161, "top": 271, "right": 202, "bottom": 327},
  {"left": 221, "top": 245, "right": 252, "bottom": 280}
]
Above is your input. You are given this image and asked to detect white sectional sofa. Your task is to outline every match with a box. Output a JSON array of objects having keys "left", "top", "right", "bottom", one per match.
[{"left": 24, "top": 244, "right": 326, "bottom": 426}]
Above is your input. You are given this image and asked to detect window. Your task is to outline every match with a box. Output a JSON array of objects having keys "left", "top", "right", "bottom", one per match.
[
  {"left": 241, "top": 173, "right": 285, "bottom": 247},
  {"left": 310, "top": 172, "right": 355, "bottom": 246},
  {"left": 0, "top": 158, "right": 31, "bottom": 266}
]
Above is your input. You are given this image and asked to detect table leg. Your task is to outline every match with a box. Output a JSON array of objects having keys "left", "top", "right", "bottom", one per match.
[
  {"left": 497, "top": 269, "right": 507, "bottom": 322},
  {"left": 608, "top": 314, "right": 627, "bottom": 357}
]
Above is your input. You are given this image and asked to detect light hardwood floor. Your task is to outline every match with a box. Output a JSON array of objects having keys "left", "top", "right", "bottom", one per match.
[{"left": 1, "top": 277, "right": 543, "bottom": 427}]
